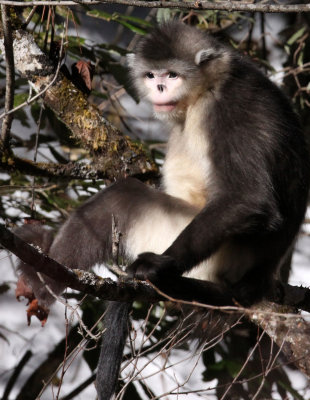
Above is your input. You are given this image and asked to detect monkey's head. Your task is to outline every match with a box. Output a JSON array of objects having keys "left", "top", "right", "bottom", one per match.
[{"left": 127, "top": 21, "right": 231, "bottom": 121}]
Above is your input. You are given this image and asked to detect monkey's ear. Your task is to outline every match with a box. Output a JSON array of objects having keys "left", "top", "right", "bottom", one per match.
[
  {"left": 195, "top": 49, "right": 220, "bottom": 65},
  {"left": 126, "top": 53, "right": 136, "bottom": 68}
]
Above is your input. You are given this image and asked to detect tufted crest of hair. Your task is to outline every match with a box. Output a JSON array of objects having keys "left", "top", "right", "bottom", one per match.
[
  {"left": 137, "top": 21, "right": 224, "bottom": 62},
  {"left": 131, "top": 21, "right": 227, "bottom": 73}
]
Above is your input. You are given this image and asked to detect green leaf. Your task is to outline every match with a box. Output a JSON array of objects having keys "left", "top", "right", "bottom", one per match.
[
  {"left": 208, "top": 359, "right": 242, "bottom": 377},
  {"left": 14, "top": 92, "right": 28, "bottom": 107},
  {"left": 67, "top": 35, "right": 86, "bottom": 46},
  {"left": 287, "top": 27, "right": 306, "bottom": 46},
  {"left": 297, "top": 48, "right": 304, "bottom": 67},
  {"left": 116, "top": 14, "right": 152, "bottom": 27},
  {"left": 116, "top": 20, "right": 146, "bottom": 35},
  {"left": 86, "top": 9, "right": 148, "bottom": 35},
  {"left": 284, "top": 44, "right": 290, "bottom": 55},
  {"left": 98, "top": 43, "right": 128, "bottom": 56}
]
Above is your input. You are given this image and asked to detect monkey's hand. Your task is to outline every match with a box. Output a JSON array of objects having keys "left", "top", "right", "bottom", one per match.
[{"left": 127, "top": 252, "right": 181, "bottom": 283}]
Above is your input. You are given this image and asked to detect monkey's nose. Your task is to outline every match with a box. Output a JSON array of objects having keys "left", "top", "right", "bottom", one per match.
[{"left": 157, "top": 84, "right": 164, "bottom": 93}]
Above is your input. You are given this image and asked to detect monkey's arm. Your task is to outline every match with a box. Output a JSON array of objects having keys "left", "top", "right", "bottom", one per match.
[
  {"left": 128, "top": 192, "right": 281, "bottom": 302},
  {"left": 166, "top": 194, "right": 280, "bottom": 268}
]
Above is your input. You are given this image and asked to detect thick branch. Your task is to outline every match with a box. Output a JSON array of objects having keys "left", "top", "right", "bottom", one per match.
[
  {"left": 0, "top": 0, "right": 309, "bottom": 13},
  {"left": 0, "top": 156, "right": 155, "bottom": 181},
  {"left": 2, "top": 223, "right": 310, "bottom": 376},
  {"left": 0, "top": 223, "right": 161, "bottom": 303},
  {"left": 250, "top": 302, "right": 310, "bottom": 376},
  {"left": 0, "top": 30, "right": 157, "bottom": 180},
  {"left": 2, "top": 222, "right": 310, "bottom": 309}
]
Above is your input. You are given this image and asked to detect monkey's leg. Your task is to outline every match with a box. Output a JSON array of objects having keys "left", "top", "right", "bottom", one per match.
[
  {"left": 49, "top": 177, "right": 196, "bottom": 261},
  {"left": 15, "top": 177, "right": 200, "bottom": 314},
  {"left": 54, "top": 177, "right": 231, "bottom": 305}
]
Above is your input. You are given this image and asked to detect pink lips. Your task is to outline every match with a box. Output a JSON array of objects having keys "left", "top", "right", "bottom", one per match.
[{"left": 153, "top": 103, "right": 177, "bottom": 112}]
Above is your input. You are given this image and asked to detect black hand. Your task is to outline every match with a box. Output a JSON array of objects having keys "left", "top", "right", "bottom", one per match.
[{"left": 127, "top": 252, "right": 181, "bottom": 283}]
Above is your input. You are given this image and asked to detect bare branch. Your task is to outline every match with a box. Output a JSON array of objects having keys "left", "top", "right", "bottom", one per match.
[
  {"left": 0, "top": 156, "right": 155, "bottom": 182},
  {"left": 0, "top": 0, "right": 309, "bottom": 13},
  {"left": 21, "top": 6, "right": 38, "bottom": 29},
  {"left": 0, "top": 4, "right": 15, "bottom": 151}
]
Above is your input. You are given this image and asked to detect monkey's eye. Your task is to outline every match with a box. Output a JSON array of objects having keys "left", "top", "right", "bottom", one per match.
[
  {"left": 168, "top": 72, "right": 178, "bottom": 79},
  {"left": 146, "top": 72, "right": 155, "bottom": 79}
]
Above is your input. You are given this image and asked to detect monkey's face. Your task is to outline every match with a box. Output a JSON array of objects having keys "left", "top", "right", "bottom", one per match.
[
  {"left": 134, "top": 65, "right": 198, "bottom": 122},
  {"left": 127, "top": 53, "right": 199, "bottom": 121},
  {"left": 143, "top": 70, "right": 186, "bottom": 113}
]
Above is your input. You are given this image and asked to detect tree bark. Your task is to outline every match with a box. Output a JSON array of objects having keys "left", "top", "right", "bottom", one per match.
[{"left": 0, "top": 29, "right": 157, "bottom": 181}]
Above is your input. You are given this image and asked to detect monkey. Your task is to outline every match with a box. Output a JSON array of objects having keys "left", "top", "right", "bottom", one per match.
[{"left": 15, "top": 21, "right": 309, "bottom": 400}]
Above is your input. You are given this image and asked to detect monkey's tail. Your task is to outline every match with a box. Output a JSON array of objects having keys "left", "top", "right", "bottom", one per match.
[{"left": 96, "top": 301, "right": 131, "bottom": 400}]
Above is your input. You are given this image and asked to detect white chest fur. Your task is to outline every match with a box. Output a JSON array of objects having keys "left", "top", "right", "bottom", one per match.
[{"left": 162, "top": 104, "right": 213, "bottom": 209}]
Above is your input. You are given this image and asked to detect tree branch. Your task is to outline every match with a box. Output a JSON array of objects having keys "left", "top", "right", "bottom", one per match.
[
  {"left": 0, "top": 5, "right": 15, "bottom": 152},
  {"left": 2, "top": 222, "right": 310, "bottom": 310},
  {"left": 0, "top": 29, "right": 157, "bottom": 181},
  {"left": 0, "top": 0, "right": 309, "bottom": 13},
  {"left": 2, "top": 223, "right": 310, "bottom": 377},
  {"left": 0, "top": 155, "right": 156, "bottom": 182},
  {"left": 250, "top": 302, "right": 310, "bottom": 376},
  {"left": 0, "top": 223, "right": 161, "bottom": 303}
]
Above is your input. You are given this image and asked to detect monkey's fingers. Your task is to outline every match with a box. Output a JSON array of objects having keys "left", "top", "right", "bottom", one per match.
[{"left": 127, "top": 252, "right": 180, "bottom": 282}]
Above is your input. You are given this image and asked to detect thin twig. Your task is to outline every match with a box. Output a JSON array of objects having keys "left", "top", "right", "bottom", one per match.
[
  {"left": 21, "top": 5, "right": 38, "bottom": 29},
  {"left": 59, "top": 374, "right": 96, "bottom": 400},
  {"left": 30, "top": 103, "right": 44, "bottom": 217},
  {"left": 36, "top": 309, "right": 108, "bottom": 399},
  {"left": 0, "top": 4, "right": 15, "bottom": 151},
  {"left": 219, "top": 330, "right": 266, "bottom": 400},
  {"left": 260, "top": 13, "right": 267, "bottom": 73}
]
